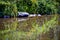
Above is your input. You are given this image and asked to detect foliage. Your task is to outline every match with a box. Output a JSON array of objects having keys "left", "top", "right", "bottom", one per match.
[
  {"left": 16, "top": 0, "right": 58, "bottom": 14},
  {"left": 55, "top": 0, "right": 60, "bottom": 14},
  {"left": 4, "top": 1, "right": 17, "bottom": 16},
  {"left": 16, "top": 0, "right": 37, "bottom": 14},
  {"left": 0, "top": 0, "right": 59, "bottom": 16},
  {"left": 0, "top": 15, "right": 58, "bottom": 40},
  {"left": 37, "top": 0, "right": 58, "bottom": 14},
  {"left": 0, "top": 1, "right": 17, "bottom": 17},
  {"left": 0, "top": 1, "right": 11, "bottom": 17}
]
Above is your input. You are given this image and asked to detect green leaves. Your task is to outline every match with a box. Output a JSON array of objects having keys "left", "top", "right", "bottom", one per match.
[{"left": 0, "top": 0, "right": 59, "bottom": 16}]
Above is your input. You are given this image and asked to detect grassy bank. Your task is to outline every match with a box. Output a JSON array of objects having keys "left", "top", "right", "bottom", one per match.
[{"left": 0, "top": 15, "right": 58, "bottom": 40}]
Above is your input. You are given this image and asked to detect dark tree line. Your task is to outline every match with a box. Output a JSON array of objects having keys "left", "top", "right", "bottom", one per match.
[{"left": 0, "top": 0, "right": 60, "bottom": 17}]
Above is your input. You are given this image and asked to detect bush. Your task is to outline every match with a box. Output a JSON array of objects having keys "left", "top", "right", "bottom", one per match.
[
  {"left": 0, "top": 0, "right": 59, "bottom": 16},
  {"left": 0, "top": 1, "right": 17, "bottom": 17},
  {"left": 16, "top": 0, "right": 58, "bottom": 14},
  {"left": 37, "top": 0, "right": 58, "bottom": 15}
]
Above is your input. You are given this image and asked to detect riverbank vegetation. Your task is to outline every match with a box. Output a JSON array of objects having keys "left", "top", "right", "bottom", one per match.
[
  {"left": 0, "top": 0, "right": 60, "bottom": 40},
  {"left": 0, "top": 0, "right": 60, "bottom": 16},
  {"left": 0, "top": 15, "right": 58, "bottom": 40}
]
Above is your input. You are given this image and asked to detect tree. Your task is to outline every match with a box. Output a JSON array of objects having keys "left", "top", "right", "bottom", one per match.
[
  {"left": 37, "top": 0, "right": 58, "bottom": 15},
  {"left": 16, "top": 0, "right": 38, "bottom": 14},
  {"left": 0, "top": 0, "right": 59, "bottom": 16},
  {"left": 0, "top": 0, "right": 18, "bottom": 17}
]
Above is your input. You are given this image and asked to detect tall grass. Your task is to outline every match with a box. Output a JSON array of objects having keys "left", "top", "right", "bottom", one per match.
[
  {"left": 0, "top": 15, "right": 58, "bottom": 40},
  {"left": 27, "top": 15, "right": 58, "bottom": 40}
]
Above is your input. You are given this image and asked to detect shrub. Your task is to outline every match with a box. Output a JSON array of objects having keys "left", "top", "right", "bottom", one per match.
[{"left": 0, "top": 1, "right": 17, "bottom": 17}]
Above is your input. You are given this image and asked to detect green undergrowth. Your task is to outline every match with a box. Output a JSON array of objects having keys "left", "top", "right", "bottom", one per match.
[
  {"left": 0, "top": 15, "right": 58, "bottom": 40},
  {"left": 26, "top": 15, "right": 58, "bottom": 40}
]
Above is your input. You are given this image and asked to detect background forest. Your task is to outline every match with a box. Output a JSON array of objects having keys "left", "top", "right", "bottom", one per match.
[{"left": 0, "top": 0, "right": 60, "bottom": 17}]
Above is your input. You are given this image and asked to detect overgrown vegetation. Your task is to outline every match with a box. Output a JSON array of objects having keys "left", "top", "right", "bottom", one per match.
[
  {"left": 0, "top": 1, "right": 17, "bottom": 17},
  {"left": 0, "top": 0, "right": 59, "bottom": 40},
  {"left": 0, "top": 15, "right": 58, "bottom": 40},
  {"left": 0, "top": 0, "right": 59, "bottom": 17}
]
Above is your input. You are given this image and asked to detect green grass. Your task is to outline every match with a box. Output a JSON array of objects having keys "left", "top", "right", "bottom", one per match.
[{"left": 0, "top": 15, "right": 58, "bottom": 40}]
